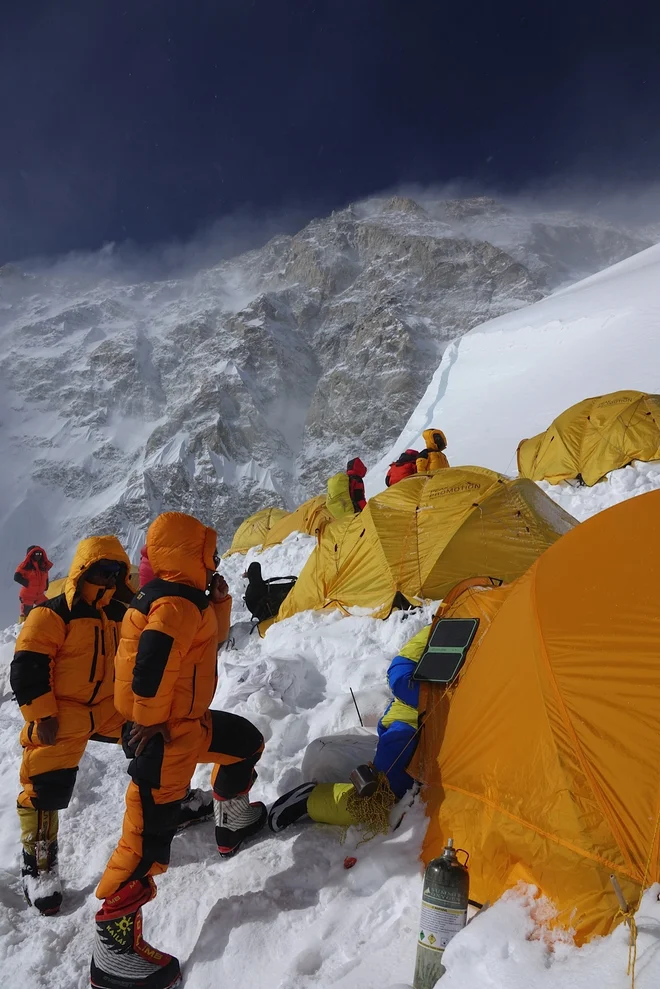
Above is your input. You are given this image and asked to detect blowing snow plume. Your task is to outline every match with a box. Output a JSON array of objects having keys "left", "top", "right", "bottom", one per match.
[{"left": 1, "top": 187, "right": 659, "bottom": 625}]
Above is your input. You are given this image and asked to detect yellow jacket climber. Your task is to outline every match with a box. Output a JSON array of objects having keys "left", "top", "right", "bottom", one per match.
[{"left": 416, "top": 429, "right": 449, "bottom": 473}]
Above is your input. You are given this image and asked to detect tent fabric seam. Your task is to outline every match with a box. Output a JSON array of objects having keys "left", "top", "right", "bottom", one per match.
[
  {"left": 529, "top": 555, "right": 640, "bottom": 881},
  {"left": 441, "top": 783, "right": 639, "bottom": 884}
]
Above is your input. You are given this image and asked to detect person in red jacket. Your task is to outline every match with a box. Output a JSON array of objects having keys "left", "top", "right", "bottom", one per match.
[
  {"left": 385, "top": 449, "right": 419, "bottom": 487},
  {"left": 347, "top": 457, "right": 367, "bottom": 512},
  {"left": 14, "top": 546, "right": 53, "bottom": 622}
]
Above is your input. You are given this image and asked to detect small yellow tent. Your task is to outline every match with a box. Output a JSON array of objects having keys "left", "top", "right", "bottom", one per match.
[
  {"left": 46, "top": 565, "right": 140, "bottom": 599},
  {"left": 517, "top": 389, "right": 660, "bottom": 486},
  {"left": 412, "top": 489, "right": 660, "bottom": 941},
  {"left": 262, "top": 494, "right": 333, "bottom": 549},
  {"left": 277, "top": 466, "right": 576, "bottom": 621},
  {"left": 223, "top": 507, "right": 290, "bottom": 557}
]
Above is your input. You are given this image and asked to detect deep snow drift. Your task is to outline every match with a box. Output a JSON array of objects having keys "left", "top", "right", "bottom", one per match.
[
  {"left": 369, "top": 242, "right": 660, "bottom": 490},
  {"left": 2, "top": 468, "right": 660, "bottom": 988}
]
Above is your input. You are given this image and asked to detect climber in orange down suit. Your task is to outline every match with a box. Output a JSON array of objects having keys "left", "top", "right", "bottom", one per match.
[
  {"left": 11, "top": 536, "right": 133, "bottom": 916},
  {"left": 90, "top": 511, "right": 265, "bottom": 989}
]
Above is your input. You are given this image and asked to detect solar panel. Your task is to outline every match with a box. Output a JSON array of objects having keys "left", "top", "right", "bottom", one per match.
[{"left": 412, "top": 618, "right": 480, "bottom": 685}]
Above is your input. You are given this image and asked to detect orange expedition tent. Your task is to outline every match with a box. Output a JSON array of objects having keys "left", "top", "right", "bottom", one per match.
[
  {"left": 262, "top": 494, "right": 333, "bottom": 549},
  {"left": 223, "top": 506, "right": 290, "bottom": 557},
  {"left": 277, "top": 467, "right": 576, "bottom": 621},
  {"left": 411, "top": 489, "right": 660, "bottom": 940},
  {"left": 517, "top": 389, "right": 660, "bottom": 486}
]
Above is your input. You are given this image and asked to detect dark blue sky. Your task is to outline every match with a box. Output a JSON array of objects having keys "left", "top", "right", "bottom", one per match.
[{"left": 1, "top": 0, "right": 659, "bottom": 262}]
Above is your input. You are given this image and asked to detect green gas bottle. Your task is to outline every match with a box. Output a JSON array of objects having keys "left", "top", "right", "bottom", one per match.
[{"left": 412, "top": 838, "right": 469, "bottom": 989}]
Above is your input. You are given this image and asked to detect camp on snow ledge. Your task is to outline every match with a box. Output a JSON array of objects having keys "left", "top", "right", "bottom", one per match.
[
  {"left": 411, "top": 488, "right": 660, "bottom": 942},
  {"left": 276, "top": 465, "right": 576, "bottom": 621}
]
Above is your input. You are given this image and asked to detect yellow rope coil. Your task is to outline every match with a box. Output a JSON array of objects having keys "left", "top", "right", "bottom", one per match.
[
  {"left": 619, "top": 787, "right": 660, "bottom": 987},
  {"left": 614, "top": 909, "right": 638, "bottom": 989},
  {"left": 343, "top": 773, "right": 397, "bottom": 844}
]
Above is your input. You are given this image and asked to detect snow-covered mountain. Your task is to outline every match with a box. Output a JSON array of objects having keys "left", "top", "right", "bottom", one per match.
[
  {"left": 0, "top": 195, "right": 655, "bottom": 624},
  {"left": 2, "top": 215, "right": 660, "bottom": 988}
]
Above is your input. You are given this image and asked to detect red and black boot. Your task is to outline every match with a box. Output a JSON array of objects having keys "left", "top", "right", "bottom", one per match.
[
  {"left": 90, "top": 878, "right": 181, "bottom": 989},
  {"left": 214, "top": 792, "right": 267, "bottom": 857}
]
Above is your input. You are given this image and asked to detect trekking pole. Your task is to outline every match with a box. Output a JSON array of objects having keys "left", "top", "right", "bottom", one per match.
[{"left": 350, "top": 687, "right": 364, "bottom": 727}]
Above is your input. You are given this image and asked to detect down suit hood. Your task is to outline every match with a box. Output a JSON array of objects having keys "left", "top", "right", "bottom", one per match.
[
  {"left": 422, "top": 429, "right": 447, "bottom": 452},
  {"left": 64, "top": 535, "right": 132, "bottom": 609},
  {"left": 347, "top": 457, "right": 367, "bottom": 478},
  {"left": 146, "top": 511, "right": 217, "bottom": 590}
]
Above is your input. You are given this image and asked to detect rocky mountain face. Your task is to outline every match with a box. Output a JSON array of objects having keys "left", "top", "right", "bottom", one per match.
[{"left": 0, "top": 195, "right": 653, "bottom": 620}]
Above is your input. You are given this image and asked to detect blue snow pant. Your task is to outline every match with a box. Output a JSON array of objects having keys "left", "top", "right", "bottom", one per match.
[{"left": 373, "top": 720, "right": 418, "bottom": 799}]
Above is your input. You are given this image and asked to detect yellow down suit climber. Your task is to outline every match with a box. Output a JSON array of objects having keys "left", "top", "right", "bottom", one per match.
[
  {"left": 91, "top": 512, "right": 265, "bottom": 989},
  {"left": 416, "top": 429, "right": 449, "bottom": 473},
  {"left": 10, "top": 536, "right": 133, "bottom": 916},
  {"left": 268, "top": 625, "right": 430, "bottom": 834}
]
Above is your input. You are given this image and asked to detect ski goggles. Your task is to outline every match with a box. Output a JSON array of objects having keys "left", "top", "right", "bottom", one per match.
[{"left": 87, "top": 561, "right": 122, "bottom": 579}]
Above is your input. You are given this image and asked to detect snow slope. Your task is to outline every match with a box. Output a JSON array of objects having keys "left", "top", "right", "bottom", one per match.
[
  {"left": 369, "top": 242, "right": 660, "bottom": 489},
  {"left": 3, "top": 242, "right": 660, "bottom": 988},
  {"left": 3, "top": 480, "right": 660, "bottom": 989}
]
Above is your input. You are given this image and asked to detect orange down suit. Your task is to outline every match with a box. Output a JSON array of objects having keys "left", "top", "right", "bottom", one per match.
[
  {"left": 416, "top": 428, "right": 449, "bottom": 473},
  {"left": 97, "top": 511, "right": 262, "bottom": 900},
  {"left": 10, "top": 536, "right": 132, "bottom": 810}
]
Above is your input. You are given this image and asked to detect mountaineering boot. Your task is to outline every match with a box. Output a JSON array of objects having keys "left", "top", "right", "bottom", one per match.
[
  {"left": 90, "top": 877, "right": 181, "bottom": 989},
  {"left": 214, "top": 792, "right": 267, "bottom": 857},
  {"left": 176, "top": 787, "right": 213, "bottom": 831},
  {"left": 268, "top": 783, "right": 316, "bottom": 833},
  {"left": 18, "top": 807, "right": 63, "bottom": 915}
]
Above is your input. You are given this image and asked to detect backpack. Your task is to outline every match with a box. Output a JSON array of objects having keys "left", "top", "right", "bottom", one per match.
[
  {"left": 244, "top": 575, "right": 297, "bottom": 622},
  {"left": 326, "top": 472, "right": 354, "bottom": 519},
  {"left": 385, "top": 450, "right": 418, "bottom": 487}
]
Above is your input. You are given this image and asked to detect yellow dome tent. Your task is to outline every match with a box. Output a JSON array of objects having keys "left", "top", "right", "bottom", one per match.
[
  {"left": 262, "top": 494, "right": 333, "bottom": 549},
  {"left": 412, "top": 489, "right": 660, "bottom": 941},
  {"left": 517, "top": 389, "right": 660, "bottom": 486},
  {"left": 277, "top": 466, "right": 576, "bottom": 621},
  {"left": 46, "top": 564, "right": 140, "bottom": 599},
  {"left": 223, "top": 506, "right": 290, "bottom": 557}
]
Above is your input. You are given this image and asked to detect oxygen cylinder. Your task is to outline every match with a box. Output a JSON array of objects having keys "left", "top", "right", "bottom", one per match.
[{"left": 412, "top": 838, "right": 469, "bottom": 989}]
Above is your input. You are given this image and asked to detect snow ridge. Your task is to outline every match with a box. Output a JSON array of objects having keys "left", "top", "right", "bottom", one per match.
[{"left": 0, "top": 195, "right": 653, "bottom": 624}]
